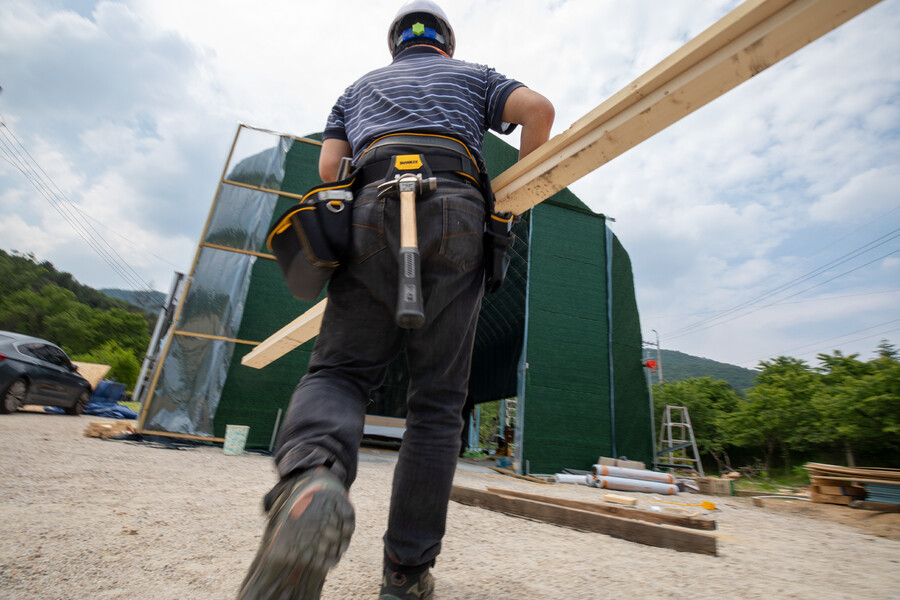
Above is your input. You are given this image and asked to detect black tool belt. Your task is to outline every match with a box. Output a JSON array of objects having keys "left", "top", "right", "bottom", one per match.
[
  {"left": 358, "top": 133, "right": 514, "bottom": 293},
  {"left": 355, "top": 133, "right": 483, "bottom": 188},
  {"left": 266, "top": 132, "right": 514, "bottom": 301}
]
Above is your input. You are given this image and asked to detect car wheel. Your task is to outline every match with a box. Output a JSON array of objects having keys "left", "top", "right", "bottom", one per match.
[
  {"left": 1, "top": 379, "right": 27, "bottom": 414},
  {"left": 65, "top": 390, "right": 91, "bottom": 416}
]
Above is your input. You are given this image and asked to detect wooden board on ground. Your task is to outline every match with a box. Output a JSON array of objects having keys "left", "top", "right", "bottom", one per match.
[
  {"left": 850, "top": 500, "right": 900, "bottom": 513},
  {"left": 452, "top": 486, "right": 717, "bottom": 555},
  {"left": 72, "top": 362, "right": 111, "bottom": 390},
  {"left": 811, "top": 483, "right": 866, "bottom": 497},
  {"left": 805, "top": 462, "right": 900, "bottom": 481},
  {"left": 810, "top": 491, "right": 854, "bottom": 506},
  {"left": 486, "top": 487, "right": 716, "bottom": 531},
  {"left": 239, "top": 0, "right": 882, "bottom": 369},
  {"left": 84, "top": 421, "right": 135, "bottom": 439},
  {"left": 604, "top": 493, "right": 638, "bottom": 506}
]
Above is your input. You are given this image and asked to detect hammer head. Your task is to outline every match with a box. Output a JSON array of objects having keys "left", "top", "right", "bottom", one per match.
[{"left": 378, "top": 173, "right": 437, "bottom": 198}]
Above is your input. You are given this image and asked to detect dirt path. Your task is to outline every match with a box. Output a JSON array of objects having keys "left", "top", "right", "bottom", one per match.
[{"left": 1, "top": 412, "right": 898, "bottom": 599}]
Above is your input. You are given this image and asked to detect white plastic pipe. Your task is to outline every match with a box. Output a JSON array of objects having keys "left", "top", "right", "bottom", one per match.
[
  {"left": 592, "top": 475, "right": 678, "bottom": 495},
  {"left": 592, "top": 464, "right": 675, "bottom": 484},
  {"left": 554, "top": 473, "right": 593, "bottom": 485}
]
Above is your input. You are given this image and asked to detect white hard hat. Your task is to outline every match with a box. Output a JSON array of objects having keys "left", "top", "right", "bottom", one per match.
[{"left": 388, "top": 0, "right": 455, "bottom": 57}]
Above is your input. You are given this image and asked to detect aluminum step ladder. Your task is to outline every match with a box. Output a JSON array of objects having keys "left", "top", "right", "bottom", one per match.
[{"left": 656, "top": 405, "right": 704, "bottom": 476}]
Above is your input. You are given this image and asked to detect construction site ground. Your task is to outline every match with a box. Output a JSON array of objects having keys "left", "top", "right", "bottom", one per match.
[{"left": 1, "top": 412, "right": 898, "bottom": 599}]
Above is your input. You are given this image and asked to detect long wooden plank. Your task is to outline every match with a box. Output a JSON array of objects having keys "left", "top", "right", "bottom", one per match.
[
  {"left": 241, "top": 299, "right": 326, "bottom": 368},
  {"left": 451, "top": 486, "right": 717, "bottom": 555},
  {"left": 493, "top": 0, "right": 880, "bottom": 213},
  {"left": 242, "top": 0, "right": 881, "bottom": 369},
  {"left": 485, "top": 486, "right": 717, "bottom": 531}
]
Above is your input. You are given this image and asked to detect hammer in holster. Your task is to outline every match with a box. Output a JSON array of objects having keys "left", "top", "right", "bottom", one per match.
[{"left": 378, "top": 163, "right": 437, "bottom": 329}]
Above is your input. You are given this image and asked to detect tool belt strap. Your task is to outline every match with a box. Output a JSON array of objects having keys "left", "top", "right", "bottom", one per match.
[{"left": 354, "top": 133, "right": 482, "bottom": 188}]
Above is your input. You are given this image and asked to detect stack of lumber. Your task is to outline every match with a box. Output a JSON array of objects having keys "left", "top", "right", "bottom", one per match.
[
  {"left": 804, "top": 463, "right": 900, "bottom": 507},
  {"left": 451, "top": 486, "right": 717, "bottom": 556}
]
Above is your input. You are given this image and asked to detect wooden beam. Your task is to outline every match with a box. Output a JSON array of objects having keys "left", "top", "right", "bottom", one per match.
[
  {"left": 451, "top": 486, "right": 717, "bottom": 555},
  {"left": 485, "top": 487, "right": 717, "bottom": 531},
  {"left": 493, "top": 0, "right": 882, "bottom": 214},
  {"left": 241, "top": 299, "right": 326, "bottom": 368},
  {"left": 242, "top": 0, "right": 881, "bottom": 368}
]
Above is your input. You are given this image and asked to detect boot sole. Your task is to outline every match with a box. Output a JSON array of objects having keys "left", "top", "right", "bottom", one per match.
[{"left": 239, "top": 483, "right": 355, "bottom": 599}]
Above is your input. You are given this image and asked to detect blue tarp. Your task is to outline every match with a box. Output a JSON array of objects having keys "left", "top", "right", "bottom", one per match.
[{"left": 45, "top": 380, "right": 138, "bottom": 419}]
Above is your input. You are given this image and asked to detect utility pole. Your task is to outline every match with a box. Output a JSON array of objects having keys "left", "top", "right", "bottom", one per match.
[{"left": 652, "top": 329, "right": 663, "bottom": 383}]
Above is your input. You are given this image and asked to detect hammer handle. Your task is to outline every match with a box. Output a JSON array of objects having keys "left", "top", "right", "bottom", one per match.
[
  {"left": 396, "top": 188, "right": 425, "bottom": 329},
  {"left": 399, "top": 190, "right": 418, "bottom": 247}
]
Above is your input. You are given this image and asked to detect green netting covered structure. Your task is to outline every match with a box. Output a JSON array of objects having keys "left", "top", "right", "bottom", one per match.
[{"left": 137, "top": 124, "right": 653, "bottom": 474}]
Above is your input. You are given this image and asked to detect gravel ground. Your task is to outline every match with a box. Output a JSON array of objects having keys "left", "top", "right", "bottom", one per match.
[{"left": 1, "top": 412, "right": 899, "bottom": 600}]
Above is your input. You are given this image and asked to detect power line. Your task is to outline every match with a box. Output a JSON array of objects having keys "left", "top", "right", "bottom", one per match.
[
  {"left": 0, "top": 115, "right": 159, "bottom": 293},
  {"left": 738, "top": 322, "right": 900, "bottom": 367},
  {"left": 665, "top": 246, "right": 900, "bottom": 342},
  {"left": 662, "top": 228, "right": 900, "bottom": 341},
  {"left": 644, "top": 288, "right": 900, "bottom": 320}
]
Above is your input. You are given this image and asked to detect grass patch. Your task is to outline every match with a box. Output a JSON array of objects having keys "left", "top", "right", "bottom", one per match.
[{"left": 118, "top": 401, "right": 141, "bottom": 413}]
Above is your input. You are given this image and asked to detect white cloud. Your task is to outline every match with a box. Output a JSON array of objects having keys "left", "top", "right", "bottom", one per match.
[{"left": 809, "top": 166, "right": 900, "bottom": 223}]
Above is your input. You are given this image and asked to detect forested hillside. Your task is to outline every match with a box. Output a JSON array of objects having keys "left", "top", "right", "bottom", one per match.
[
  {"left": 100, "top": 288, "right": 167, "bottom": 315},
  {"left": 657, "top": 349, "right": 759, "bottom": 391},
  {"left": 0, "top": 250, "right": 155, "bottom": 387}
]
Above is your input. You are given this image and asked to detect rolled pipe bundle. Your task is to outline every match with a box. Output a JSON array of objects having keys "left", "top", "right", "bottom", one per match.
[
  {"left": 592, "top": 475, "right": 678, "bottom": 495},
  {"left": 592, "top": 464, "right": 675, "bottom": 484}
]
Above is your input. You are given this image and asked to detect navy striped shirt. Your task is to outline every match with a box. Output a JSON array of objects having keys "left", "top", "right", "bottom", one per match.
[{"left": 323, "top": 46, "right": 524, "bottom": 165}]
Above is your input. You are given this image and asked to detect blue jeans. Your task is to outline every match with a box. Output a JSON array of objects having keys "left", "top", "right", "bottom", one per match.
[{"left": 273, "top": 177, "right": 486, "bottom": 567}]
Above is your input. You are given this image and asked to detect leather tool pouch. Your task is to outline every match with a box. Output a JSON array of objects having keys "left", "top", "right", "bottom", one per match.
[
  {"left": 266, "top": 173, "right": 356, "bottom": 301},
  {"left": 481, "top": 170, "right": 513, "bottom": 294}
]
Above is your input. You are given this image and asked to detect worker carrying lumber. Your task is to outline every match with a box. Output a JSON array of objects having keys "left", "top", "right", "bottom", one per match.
[{"left": 237, "top": 2, "right": 553, "bottom": 599}]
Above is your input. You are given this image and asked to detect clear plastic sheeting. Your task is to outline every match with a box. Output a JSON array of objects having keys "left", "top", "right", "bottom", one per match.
[
  {"left": 225, "top": 126, "right": 292, "bottom": 191},
  {"left": 143, "top": 335, "right": 235, "bottom": 436},
  {"left": 206, "top": 132, "right": 293, "bottom": 252},
  {"left": 140, "top": 125, "right": 307, "bottom": 438},
  {"left": 204, "top": 183, "right": 280, "bottom": 252},
  {"left": 177, "top": 247, "right": 255, "bottom": 339}
]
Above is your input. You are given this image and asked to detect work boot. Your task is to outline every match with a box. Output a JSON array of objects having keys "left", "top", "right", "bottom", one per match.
[
  {"left": 379, "top": 562, "right": 435, "bottom": 600},
  {"left": 238, "top": 467, "right": 355, "bottom": 600}
]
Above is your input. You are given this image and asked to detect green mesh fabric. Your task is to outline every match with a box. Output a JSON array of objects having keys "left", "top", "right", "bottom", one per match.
[
  {"left": 610, "top": 235, "right": 654, "bottom": 465},
  {"left": 519, "top": 202, "right": 612, "bottom": 474}
]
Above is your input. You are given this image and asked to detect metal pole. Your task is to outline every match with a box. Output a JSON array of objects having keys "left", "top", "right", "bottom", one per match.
[
  {"left": 133, "top": 271, "right": 184, "bottom": 404},
  {"left": 269, "top": 408, "right": 283, "bottom": 453},
  {"left": 645, "top": 365, "right": 658, "bottom": 470},
  {"left": 653, "top": 329, "right": 663, "bottom": 383}
]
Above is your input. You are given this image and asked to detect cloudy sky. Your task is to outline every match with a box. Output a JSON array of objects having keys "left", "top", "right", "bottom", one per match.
[{"left": 1, "top": 0, "right": 898, "bottom": 369}]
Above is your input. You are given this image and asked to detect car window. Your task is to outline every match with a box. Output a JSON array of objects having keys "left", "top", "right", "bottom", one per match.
[
  {"left": 42, "top": 345, "right": 70, "bottom": 366},
  {"left": 18, "top": 343, "right": 43, "bottom": 360}
]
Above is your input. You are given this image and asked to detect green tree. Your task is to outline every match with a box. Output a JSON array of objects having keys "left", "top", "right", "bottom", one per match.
[
  {"left": 814, "top": 350, "right": 900, "bottom": 465},
  {"left": 72, "top": 341, "right": 141, "bottom": 389},
  {"left": 720, "top": 356, "right": 821, "bottom": 471},
  {"left": 85, "top": 309, "right": 150, "bottom": 358},
  {"left": 0, "top": 285, "right": 79, "bottom": 338},
  {"left": 652, "top": 377, "right": 740, "bottom": 460}
]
